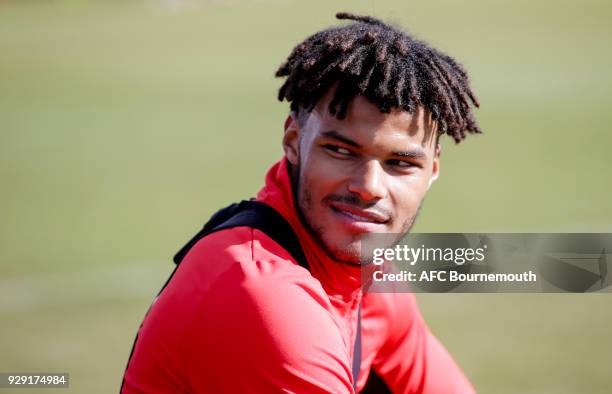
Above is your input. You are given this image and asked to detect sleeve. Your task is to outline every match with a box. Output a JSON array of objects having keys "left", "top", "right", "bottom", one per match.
[
  {"left": 367, "top": 293, "right": 476, "bottom": 394},
  {"left": 185, "top": 238, "right": 356, "bottom": 393}
]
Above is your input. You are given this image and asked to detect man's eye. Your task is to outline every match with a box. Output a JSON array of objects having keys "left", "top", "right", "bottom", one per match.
[
  {"left": 388, "top": 159, "right": 415, "bottom": 168},
  {"left": 323, "top": 144, "right": 352, "bottom": 156}
]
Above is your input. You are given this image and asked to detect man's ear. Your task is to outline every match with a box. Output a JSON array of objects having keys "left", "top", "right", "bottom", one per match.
[
  {"left": 428, "top": 143, "right": 441, "bottom": 189},
  {"left": 282, "top": 112, "right": 300, "bottom": 165}
]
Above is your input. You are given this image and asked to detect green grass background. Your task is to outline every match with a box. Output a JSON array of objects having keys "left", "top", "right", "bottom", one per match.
[{"left": 1, "top": 1, "right": 611, "bottom": 393}]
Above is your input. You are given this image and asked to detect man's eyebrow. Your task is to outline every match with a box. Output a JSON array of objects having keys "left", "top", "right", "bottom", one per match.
[
  {"left": 392, "top": 150, "right": 427, "bottom": 160},
  {"left": 319, "top": 130, "right": 362, "bottom": 148},
  {"left": 320, "top": 130, "right": 428, "bottom": 159}
]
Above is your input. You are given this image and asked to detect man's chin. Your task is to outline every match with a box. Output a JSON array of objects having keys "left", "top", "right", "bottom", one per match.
[{"left": 323, "top": 240, "right": 365, "bottom": 266}]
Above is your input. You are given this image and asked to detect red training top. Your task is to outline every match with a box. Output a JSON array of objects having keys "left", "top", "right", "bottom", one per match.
[{"left": 122, "top": 158, "right": 476, "bottom": 393}]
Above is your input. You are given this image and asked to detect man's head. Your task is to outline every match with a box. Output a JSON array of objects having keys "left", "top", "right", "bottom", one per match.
[{"left": 276, "top": 13, "right": 481, "bottom": 265}]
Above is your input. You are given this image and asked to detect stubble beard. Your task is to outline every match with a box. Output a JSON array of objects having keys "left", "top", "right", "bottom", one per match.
[{"left": 290, "top": 161, "right": 422, "bottom": 266}]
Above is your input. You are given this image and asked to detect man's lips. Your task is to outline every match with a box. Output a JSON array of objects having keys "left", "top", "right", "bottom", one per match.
[{"left": 329, "top": 202, "right": 390, "bottom": 224}]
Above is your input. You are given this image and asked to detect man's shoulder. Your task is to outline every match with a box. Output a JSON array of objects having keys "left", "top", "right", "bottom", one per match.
[
  {"left": 181, "top": 224, "right": 306, "bottom": 270},
  {"left": 171, "top": 227, "right": 338, "bottom": 347},
  {"left": 155, "top": 225, "right": 331, "bottom": 338},
  {"left": 173, "top": 225, "right": 321, "bottom": 300}
]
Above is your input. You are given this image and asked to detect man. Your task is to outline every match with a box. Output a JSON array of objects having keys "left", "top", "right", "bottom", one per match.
[{"left": 122, "top": 12, "right": 481, "bottom": 393}]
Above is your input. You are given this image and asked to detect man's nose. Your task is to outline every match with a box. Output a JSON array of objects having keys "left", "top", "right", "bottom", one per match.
[{"left": 347, "top": 159, "right": 387, "bottom": 202}]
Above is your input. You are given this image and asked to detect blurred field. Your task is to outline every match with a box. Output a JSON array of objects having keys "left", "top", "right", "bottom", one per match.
[{"left": 1, "top": 1, "right": 611, "bottom": 393}]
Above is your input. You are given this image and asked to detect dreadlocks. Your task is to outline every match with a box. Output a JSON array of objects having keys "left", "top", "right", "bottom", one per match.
[{"left": 275, "top": 12, "right": 482, "bottom": 143}]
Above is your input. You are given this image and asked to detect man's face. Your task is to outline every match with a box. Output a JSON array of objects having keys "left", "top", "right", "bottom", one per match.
[{"left": 283, "top": 88, "right": 441, "bottom": 265}]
